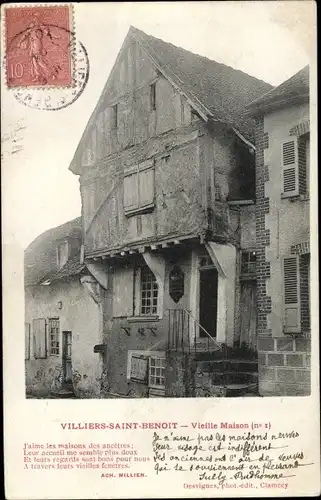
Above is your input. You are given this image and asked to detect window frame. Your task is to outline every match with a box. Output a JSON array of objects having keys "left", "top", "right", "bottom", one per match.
[
  {"left": 127, "top": 350, "right": 165, "bottom": 383},
  {"left": 240, "top": 250, "right": 257, "bottom": 278},
  {"left": 123, "top": 160, "right": 155, "bottom": 217},
  {"left": 132, "top": 266, "right": 159, "bottom": 319},
  {"left": 111, "top": 103, "right": 118, "bottom": 129},
  {"left": 148, "top": 356, "right": 166, "bottom": 389},
  {"left": 48, "top": 317, "right": 60, "bottom": 356}
]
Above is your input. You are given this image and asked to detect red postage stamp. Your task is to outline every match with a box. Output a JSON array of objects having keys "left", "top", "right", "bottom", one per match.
[{"left": 5, "top": 5, "right": 73, "bottom": 88}]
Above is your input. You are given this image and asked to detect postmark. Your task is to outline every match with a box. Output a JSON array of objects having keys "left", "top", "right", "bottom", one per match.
[
  {"left": 12, "top": 40, "right": 89, "bottom": 111},
  {"left": 5, "top": 5, "right": 73, "bottom": 88}
]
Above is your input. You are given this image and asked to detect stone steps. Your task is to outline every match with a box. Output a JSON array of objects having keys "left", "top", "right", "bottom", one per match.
[{"left": 50, "top": 386, "right": 76, "bottom": 399}]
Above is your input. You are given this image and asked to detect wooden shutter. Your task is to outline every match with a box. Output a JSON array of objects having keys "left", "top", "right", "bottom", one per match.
[
  {"left": 281, "top": 138, "right": 299, "bottom": 197},
  {"left": 25, "top": 323, "right": 31, "bottom": 360},
  {"left": 283, "top": 256, "right": 301, "bottom": 333},
  {"left": 306, "top": 136, "right": 310, "bottom": 194},
  {"left": 138, "top": 165, "right": 154, "bottom": 207},
  {"left": 33, "top": 318, "right": 47, "bottom": 359},
  {"left": 124, "top": 172, "right": 139, "bottom": 212},
  {"left": 113, "top": 267, "right": 134, "bottom": 317},
  {"left": 130, "top": 354, "right": 149, "bottom": 382}
]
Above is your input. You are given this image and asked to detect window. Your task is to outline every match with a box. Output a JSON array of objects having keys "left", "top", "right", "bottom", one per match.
[
  {"left": 282, "top": 256, "right": 301, "bottom": 333},
  {"left": 33, "top": 318, "right": 47, "bottom": 359},
  {"left": 113, "top": 265, "right": 160, "bottom": 319},
  {"left": 127, "top": 351, "right": 165, "bottom": 387},
  {"left": 149, "top": 356, "right": 165, "bottom": 388},
  {"left": 123, "top": 160, "right": 155, "bottom": 216},
  {"left": 169, "top": 265, "right": 185, "bottom": 303},
  {"left": 25, "top": 323, "right": 31, "bottom": 360},
  {"left": 57, "top": 241, "right": 69, "bottom": 269},
  {"left": 150, "top": 82, "right": 156, "bottom": 111},
  {"left": 241, "top": 251, "right": 257, "bottom": 276},
  {"left": 48, "top": 318, "right": 60, "bottom": 355},
  {"left": 281, "top": 137, "right": 299, "bottom": 198},
  {"left": 130, "top": 354, "right": 149, "bottom": 383},
  {"left": 140, "top": 266, "right": 158, "bottom": 316},
  {"left": 111, "top": 104, "right": 118, "bottom": 129}
]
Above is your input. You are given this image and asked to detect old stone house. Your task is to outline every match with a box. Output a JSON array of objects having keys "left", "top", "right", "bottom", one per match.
[
  {"left": 25, "top": 217, "right": 103, "bottom": 398},
  {"left": 68, "top": 27, "right": 274, "bottom": 398},
  {"left": 247, "top": 65, "right": 311, "bottom": 396}
]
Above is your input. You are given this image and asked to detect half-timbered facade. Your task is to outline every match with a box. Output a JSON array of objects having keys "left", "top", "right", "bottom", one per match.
[{"left": 69, "top": 27, "right": 272, "bottom": 397}]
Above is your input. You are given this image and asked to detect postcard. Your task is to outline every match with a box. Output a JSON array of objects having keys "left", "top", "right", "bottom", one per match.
[{"left": 2, "top": 2, "right": 320, "bottom": 498}]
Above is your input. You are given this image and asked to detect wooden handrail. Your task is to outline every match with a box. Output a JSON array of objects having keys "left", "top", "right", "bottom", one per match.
[{"left": 169, "top": 308, "right": 223, "bottom": 349}]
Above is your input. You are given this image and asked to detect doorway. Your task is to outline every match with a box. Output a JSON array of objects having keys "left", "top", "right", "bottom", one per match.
[
  {"left": 199, "top": 268, "right": 218, "bottom": 338},
  {"left": 62, "top": 331, "right": 72, "bottom": 384}
]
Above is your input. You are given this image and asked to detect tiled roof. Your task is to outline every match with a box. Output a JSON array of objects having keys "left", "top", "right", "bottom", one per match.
[
  {"left": 24, "top": 217, "right": 82, "bottom": 286},
  {"left": 247, "top": 65, "right": 309, "bottom": 113},
  {"left": 41, "top": 256, "right": 85, "bottom": 284},
  {"left": 69, "top": 26, "right": 274, "bottom": 172},
  {"left": 130, "top": 27, "right": 273, "bottom": 142}
]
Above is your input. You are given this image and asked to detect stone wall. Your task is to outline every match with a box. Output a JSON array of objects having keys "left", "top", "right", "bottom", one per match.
[
  {"left": 258, "top": 336, "right": 311, "bottom": 396},
  {"left": 165, "top": 350, "right": 196, "bottom": 397}
]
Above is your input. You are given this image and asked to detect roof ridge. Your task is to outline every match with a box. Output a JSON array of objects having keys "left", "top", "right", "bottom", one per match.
[{"left": 130, "top": 26, "right": 273, "bottom": 89}]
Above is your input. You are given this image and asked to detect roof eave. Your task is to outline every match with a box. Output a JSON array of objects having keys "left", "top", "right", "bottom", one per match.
[{"left": 246, "top": 93, "right": 309, "bottom": 117}]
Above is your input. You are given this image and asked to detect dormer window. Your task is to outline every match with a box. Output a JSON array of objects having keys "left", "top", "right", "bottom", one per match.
[{"left": 57, "top": 240, "right": 69, "bottom": 270}]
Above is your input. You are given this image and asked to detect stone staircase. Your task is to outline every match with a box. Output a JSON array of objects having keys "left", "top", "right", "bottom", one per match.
[
  {"left": 195, "top": 358, "right": 258, "bottom": 397},
  {"left": 50, "top": 382, "right": 76, "bottom": 399}
]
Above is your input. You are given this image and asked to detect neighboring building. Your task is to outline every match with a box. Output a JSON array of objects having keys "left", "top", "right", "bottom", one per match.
[
  {"left": 247, "top": 66, "right": 310, "bottom": 396},
  {"left": 25, "top": 217, "right": 104, "bottom": 398},
  {"left": 68, "top": 27, "right": 273, "bottom": 398}
]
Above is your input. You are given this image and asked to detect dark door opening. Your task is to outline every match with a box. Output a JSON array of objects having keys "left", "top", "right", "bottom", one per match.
[
  {"left": 62, "top": 331, "right": 72, "bottom": 385},
  {"left": 199, "top": 268, "right": 218, "bottom": 338}
]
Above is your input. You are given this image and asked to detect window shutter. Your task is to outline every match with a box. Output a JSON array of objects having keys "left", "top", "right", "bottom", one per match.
[
  {"left": 139, "top": 166, "right": 154, "bottom": 207},
  {"left": 306, "top": 137, "right": 310, "bottom": 195},
  {"left": 124, "top": 172, "right": 139, "bottom": 212},
  {"left": 281, "top": 138, "right": 299, "bottom": 197},
  {"left": 282, "top": 256, "right": 301, "bottom": 333},
  {"left": 33, "top": 318, "right": 47, "bottom": 359},
  {"left": 130, "top": 354, "right": 149, "bottom": 382},
  {"left": 25, "top": 323, "right": 31, "bottom": 360},
  {"left": 113, "top": 267, "right": 134, "bottom": 317}
]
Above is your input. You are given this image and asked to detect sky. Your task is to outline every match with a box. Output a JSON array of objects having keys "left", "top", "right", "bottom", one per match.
[{"left": 2, "top": 1, "right": 314, "bottom": 249}]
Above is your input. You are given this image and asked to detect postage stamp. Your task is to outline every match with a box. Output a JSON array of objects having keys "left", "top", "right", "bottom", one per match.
[{"left": 5, "top": 5, "right": 73, "bottom": 87}]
